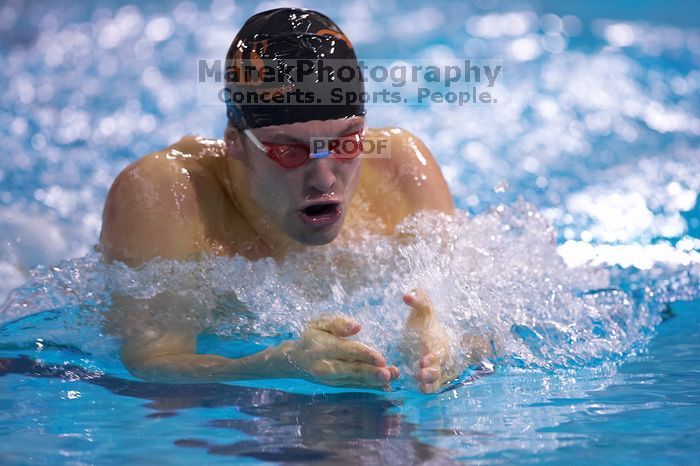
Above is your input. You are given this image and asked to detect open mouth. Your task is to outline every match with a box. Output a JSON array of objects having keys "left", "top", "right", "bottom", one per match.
[{"left": 297, "top": 202, "right": 342, "bottom": 227}]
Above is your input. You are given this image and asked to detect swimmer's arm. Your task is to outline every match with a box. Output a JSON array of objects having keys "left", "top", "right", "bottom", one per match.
[
  {"left": 101, "top": 160, "right": 282, "bottom": 382},
  {"left": 121, "top": 324, "right": 397, "bottom": 386},
  {"left": 115, "top": 298, "right": 396, "bottom": 386},
  {"left": 120, "top": 328, "right": 299, "bottom": 383},
  {"left": 107, "top": 292, "right": 292, "bottom": 383}
]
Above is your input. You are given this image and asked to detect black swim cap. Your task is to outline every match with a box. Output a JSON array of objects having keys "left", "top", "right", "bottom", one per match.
[{"left": 224, "top": 8, "right": 366, "bottom": 129}]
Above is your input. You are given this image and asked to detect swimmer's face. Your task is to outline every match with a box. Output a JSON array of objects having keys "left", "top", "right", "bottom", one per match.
[{"left": 231, "top": 117, "right": 365, "bottom": 245}]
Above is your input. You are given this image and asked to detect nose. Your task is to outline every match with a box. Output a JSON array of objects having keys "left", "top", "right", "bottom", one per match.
[{"left": 305, "top": 158, "right": 337, "bottom": 193}]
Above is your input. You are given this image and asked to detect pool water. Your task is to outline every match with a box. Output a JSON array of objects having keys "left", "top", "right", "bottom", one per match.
[{"left": 1, "top": 0, "right": 700, "bottom": 464}]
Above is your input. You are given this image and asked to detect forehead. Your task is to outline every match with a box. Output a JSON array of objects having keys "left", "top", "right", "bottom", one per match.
[{"left": 250, "top": 116, "right": 365, "bottom": 143}]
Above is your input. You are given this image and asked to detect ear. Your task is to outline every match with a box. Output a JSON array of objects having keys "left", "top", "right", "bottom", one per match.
[{"left": 224, "top": 125, "right": 247, "bottom": 162}]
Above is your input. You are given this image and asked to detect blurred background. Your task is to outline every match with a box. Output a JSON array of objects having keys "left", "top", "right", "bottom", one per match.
[{"left": 1, "top": 0, "right": 699, "bottom": 302}]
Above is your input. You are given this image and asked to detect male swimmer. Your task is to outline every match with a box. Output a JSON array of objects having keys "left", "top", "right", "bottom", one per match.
[{"left": 101, "top": 8, "right": 484, "bottom": 393}]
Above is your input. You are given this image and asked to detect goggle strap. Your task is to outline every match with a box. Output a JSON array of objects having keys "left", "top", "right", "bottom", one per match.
[{"left": 243, "top": 129, "right": 268, "bottom": 153}]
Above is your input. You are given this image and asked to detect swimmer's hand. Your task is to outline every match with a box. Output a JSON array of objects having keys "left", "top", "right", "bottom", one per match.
[
  {"left": 403, "top": 288, "right": 459, "bottom": 393},
  {"left": 280, "top": 315, "right": 400, "bottom": 390}
]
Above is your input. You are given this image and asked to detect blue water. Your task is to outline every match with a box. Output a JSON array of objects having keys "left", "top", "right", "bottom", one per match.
[{"left": 2, "top": 0, "right": 700, "bottom": 464}]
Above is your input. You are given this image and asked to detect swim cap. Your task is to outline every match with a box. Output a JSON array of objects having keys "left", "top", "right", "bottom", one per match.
[{"left": 224, "top": 8, "right": 366, "bottom": 129}]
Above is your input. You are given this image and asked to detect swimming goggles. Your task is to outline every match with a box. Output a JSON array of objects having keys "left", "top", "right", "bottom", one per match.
[{"left": 243, "top": 128, "right": 366, "bottom": 169}]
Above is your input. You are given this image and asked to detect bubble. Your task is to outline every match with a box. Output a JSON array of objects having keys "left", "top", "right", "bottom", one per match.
[
  {"left": 98, "top": 23, "right": 123, "bottom": 49},
  {"left": 174, "top": 2, "right": 199, "bottom": 26},
  {"left": 540, "top": 14, "right": 563, "bottom": 35},
  {"left": 210, "top": 0, "right": 237, "bottom": 21},
  {"left": 510, "top": 35, "right": 542, "bottom": 61},
  {"left": 561, "top": 15, "right": 582, "bottom": 37},
  {"left": 541, "top": 34, "right": 567, "bottom": 54},
  {"left": 31, "top": 133, "right": 47, "bottom": 150},
  {"left": 139, "top": 114, "right": 156, "bottom": 133},
  {"left": 145, "top": 17, "right": 174, "bottom": 43},
  {"left": 10, "top": 117, "right": 27, "bottom": 137},
  {"left": 604, "top": 23, "right": 635, "bottom": 48},
  {"left": 390, "top": 8, "right": 444, "bottom": 38}
]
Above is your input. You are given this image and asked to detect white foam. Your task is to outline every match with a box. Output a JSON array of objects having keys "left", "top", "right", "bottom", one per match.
[{"left": 2, "top": 203, "right": 675, "bottom": 383}]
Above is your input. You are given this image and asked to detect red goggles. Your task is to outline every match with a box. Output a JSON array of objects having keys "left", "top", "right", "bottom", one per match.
[{"left": 244, "top": 129, "right": 366, "bottom": 169}]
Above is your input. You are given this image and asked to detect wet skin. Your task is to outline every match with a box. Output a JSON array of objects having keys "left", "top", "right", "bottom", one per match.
[{"left": 100, "top": 116, "right": 466, "bottom": 392}]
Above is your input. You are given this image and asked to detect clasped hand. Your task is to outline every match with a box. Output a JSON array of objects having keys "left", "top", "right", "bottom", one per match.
[
  {"left": 281, "top": 315, "right": 399, "bottom": 390},
  {"left": 282, "top": 287, "right": 461, "bottom": 393}
]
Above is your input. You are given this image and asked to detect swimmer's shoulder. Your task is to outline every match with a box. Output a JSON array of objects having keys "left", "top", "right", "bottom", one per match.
[
  {"left": 363, "top": 127, "right": 455, "bottom": 216},
  {"left": 364, "top": 127, "right": 437, "bottom": 174},
  {"left": 146, "top": 135, "right": 228, "bottom": 173},
  {"left": 112, "top": 135, "right": 226, "bottom": 176},
  {"left": 100, "top": 136, "right": 228, "bottom": 266},
  {"left": 165, "top": 135, "right": 228, "bottom": 163},
  {"left": 108, "top": 135, "right": 226, "bottom": 206}
]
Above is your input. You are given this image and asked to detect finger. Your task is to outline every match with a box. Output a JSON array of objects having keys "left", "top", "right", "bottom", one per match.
[
  {"left": 312, "top": 360, "right": 391, "bottom": 386},
  {"left": 403, "top": 288, "right": 433, "bottom": 317},
  {"left": 331, "top": 340, "right": 387, "bottom": 367},
  {"left": 389, "top": 365, "right": 400, "bottom": 379},
  {"left": 420, "top": 380, "right": 442, "bottom": 394},
  {"left": 330, "top": 365, "right": 399, "bottom": 391},
  {"left": 420, "top": 348, "right": 450, "bottom": 368},
  {"left": 417, "top": 367, "right": 440, "bottom": 384},
  {"left": 311, "top": 315, "right": 361, "bottom": 337},
  {"left": 420, "top": 352, "right": 438, "bottom": 368}
]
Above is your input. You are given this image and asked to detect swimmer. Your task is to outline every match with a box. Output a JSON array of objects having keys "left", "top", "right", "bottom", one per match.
[{"left": 100, "top": 8, "right": 486, "bottom": 393}]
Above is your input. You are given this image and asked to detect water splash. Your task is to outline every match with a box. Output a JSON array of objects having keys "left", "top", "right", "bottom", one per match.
[{"left": 4, "top": 202, "right": 695, "bottom": 388}]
